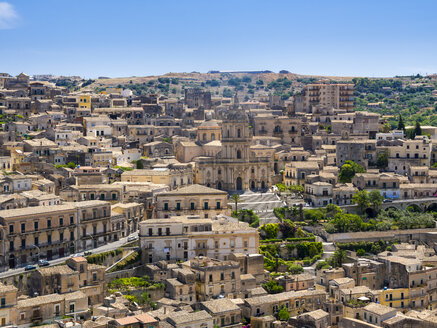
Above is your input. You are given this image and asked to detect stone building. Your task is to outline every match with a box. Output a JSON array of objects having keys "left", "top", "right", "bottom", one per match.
[
  {"left": 139, "top": 215, "right": 259, "bottom": 263},
  {"left": 28, "top": 256, "right": 106, "bottom": 304},
  {"left": 0, "top": 200, "right": 111, "bottom": 269},
  {"left": 195, "top": 96, "right": 271, "bottom": 191},
  {"left": 200, "top": 298, "right": 242, "bottom": 328},
  {"left": 183, "top": 256, "right": 241, "bottom": 301},
  {"left": 154, "top": 184, "right": 229, "bottom": 219},
  {"left": 336, "top": 139, "right": 377, "bottom": 168},
  {"left": 185, "top": 88, "right": 212, "bottom": 109},
  {"left": 298, "top": 83, "right": 354, "bottom": 113}
]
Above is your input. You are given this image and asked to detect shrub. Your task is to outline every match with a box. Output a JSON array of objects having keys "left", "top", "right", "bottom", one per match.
[
  {"left": 263, "top": 280, "right": 284, "bottom": 294},
  {"left": 260, "top": 223, "right": 279, "bottom": 240},
  {"left": 356, "top": 249, "right": 365, "bottom": 256},
  {"left": 278, "top": 306, "right": 290, "bottom": 321},
  {"left": 287, "top": 263, "right": 304, "bottom": 274}
]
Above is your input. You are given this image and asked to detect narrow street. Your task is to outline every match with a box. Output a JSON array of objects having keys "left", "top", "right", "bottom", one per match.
[{"left": 0, "top": 232, "right": 138, "bottom": 279}]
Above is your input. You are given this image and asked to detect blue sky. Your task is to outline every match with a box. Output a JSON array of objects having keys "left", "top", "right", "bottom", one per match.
[{"left": 1, "top": 0, "right": 437, "bottom": 78}]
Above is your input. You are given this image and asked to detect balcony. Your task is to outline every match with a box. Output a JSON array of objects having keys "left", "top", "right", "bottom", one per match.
[
  {"left": 81, "top": 215, "right": 108, "bottom": 222},
  {"left": 195, "top": 245, "right": 209, "bottom": 250}
]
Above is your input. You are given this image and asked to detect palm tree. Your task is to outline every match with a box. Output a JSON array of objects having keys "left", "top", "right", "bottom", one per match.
[{"left": 230, "top": 193, "right": 241, "bottom": 213}]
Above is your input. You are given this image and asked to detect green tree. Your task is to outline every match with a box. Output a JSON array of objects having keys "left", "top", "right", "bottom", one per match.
[
  {"left": 352, "top": 190, "right": 370, "bottom": 214},
  {"left": 414, "top": 121, "right": 422, "bottom": 136},
  {"left": 261, "top": 223, "right": 279, "bottom": 239},
  {"left": 339, "top": 160, "right": 365, "bottom": 183},
  {"left": 376, "top": 150, "right": 389, "bottom": 170},
  {"left": 66, "top": 162, "right": 77, "bottom": 169},
  {"left": 278, "top": 306, "right": 290, "bottom": 321},
  {"left": 356, "top": 249, "right": 365, "bottom": 256},
  {"left": 289, "top": 185, "right": 304, "bottom": 198},
  {"left": 398, "top": 114, "right": 405, "bottom": 130},
  {"left": 263, "top": 280, "right": 284, "bottom": 294},
  {"left": 230, "top": 194, "right": 240, "bottom": 213},
  {"left": 325, "top": 204, "right": 342, "bottom": 219},
  {"left": 332, "top": 249, "right": 347, "bottom": 267},
  {"left": 329, "top": 213, "right": 363, "bottom": 233},
  {"left": 369, "top": 190, "right": 384, "bottom": 213},
  {"left": 135, "top": 160, "right": 144, "bottom": 169},
  {"left": 339, "top": 164, "right": 355, "bottom": 183}
]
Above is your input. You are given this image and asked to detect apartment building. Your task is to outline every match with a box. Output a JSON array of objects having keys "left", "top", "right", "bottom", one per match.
[
  {"left": 386, "top": 136, "right": 432, "bottom": 174},
  {"left": 139, "top": 215, "right": 259, "bottom": 263},
  {"left": 182, "top": 257, "right": 241, "bottom": 301},
  {"left": 283, "top": 161, "right": 320, "bottom": 186},
  {"left": 300, "top": 83, "right": 354, "bottom": 112},
  {"left": 28, "top": 256, "right": 106, "bottom": 304},
  {"left": 0, "top": 200, "right": 111, "bottom": 269},
  {"left": 154, "top": 184, "right": 229, "bottom": 219}
]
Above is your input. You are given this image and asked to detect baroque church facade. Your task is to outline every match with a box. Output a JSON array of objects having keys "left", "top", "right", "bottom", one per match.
[{"left": 195, "top": 97, "right": 272, "bottom": 192}]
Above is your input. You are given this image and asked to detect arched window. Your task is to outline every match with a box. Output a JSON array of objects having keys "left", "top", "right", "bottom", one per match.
[
  {"left": 237, "top": 150, "right": 242, "bottom": 159},
  {"left": 274, "top": 126, "right": 281, "bottom": 133}
]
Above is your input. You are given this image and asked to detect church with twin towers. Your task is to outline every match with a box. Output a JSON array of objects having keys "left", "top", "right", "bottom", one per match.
[{"left": 195, "top": 95, "right": 272, "bottom": 192}]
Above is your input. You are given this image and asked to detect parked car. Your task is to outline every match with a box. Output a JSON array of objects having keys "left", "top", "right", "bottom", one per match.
[
  {"left": 38, "top": 260, "right": 49, "bottom": 267},
  {"left": 127, "top": 235, "right": 137, "bottom": 242},
  {"left": 24, "top": 265, "right": 37, "bottom": 271},
  {"left": 84, "top": 251, "right": 92, "bottom": 256},
  {"left": 383, "top": 199, "right": 393, "bottom": 203}
]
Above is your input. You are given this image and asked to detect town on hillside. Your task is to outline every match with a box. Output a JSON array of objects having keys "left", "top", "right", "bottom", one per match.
[{"left": 0, "top": 71, "right": 437, "bottom": 328}]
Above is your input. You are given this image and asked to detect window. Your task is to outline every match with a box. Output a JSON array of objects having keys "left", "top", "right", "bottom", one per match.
[
  {"left": 209, "top": 274, "right": 213, "bottom": 282},
  {"left": 60, "top": 232, "right": 64, "bottom": 241},
  {"left": 21, "top": 223, "right": 25, "bottom": 233},
  {"left": 70, "top": 231, "right": 74, "bottom": 241},
  {"left": 21, "top": 239, "right": 25, "bottom": 249},
  {"left": 176, "top": 202, "right": 181, "bottom": 210},
  {"left": 59, "top": 218, "right": 63, "bottom": 226},
  {"left": 70, "top": 216, "right": 74, "bottom": 225},
  {"left": 48, "top": 235, "right": 52, "bottom": 244},
  {"left": 164, "top": 203, "right": 168, "bottom": 210},
  {"left": 1, "top": 298, "right": 5, "bottom": 308},
  {"left": 191, "top": 202, "right": 195, "bottom": 210},
  {"left": 204, "top": 202, "right": 209, "bottom": 210},
  {"left": 34, "top": 237, "right": 38, "bottom": 246},
  {"left": 34, "top": 221, "right": 38, "bottom": 230},
  {"left": 166, "top": 227, "right": 170, "bottom": 236},
  {"left": 9, "top": 225, "right": 13, "bottom": 234},
  {"left": 148, "top": 228, "right": 153, "bottom": 236},
  {"left": 47, "top": 219, "right": 51, "bottom": 228},
  {"left": 216, "top": 202, "right": 221, "bottom": 209},
  {"left": 9, "top": 241, "right": 13, "bottom": 251},
  {"left": 158, "top": 228, "right": 162, "bottom": 236}
]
